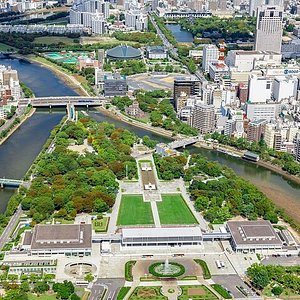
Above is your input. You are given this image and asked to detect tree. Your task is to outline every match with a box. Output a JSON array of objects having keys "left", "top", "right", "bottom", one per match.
[
  {"left": 271, "top": 286, "right": 283, "bottom": 296},
  {"left": 247, "top": 264, "right": 270, "bottom": 289},
  {"left": 84, "top": 273, "right": 94, "bottom": 282},
  {"left": 94, "top": 199, "right": 109, "bottom": 213},
  {"left": 34, "top": 281, "right": 50, "bottom": 294}
]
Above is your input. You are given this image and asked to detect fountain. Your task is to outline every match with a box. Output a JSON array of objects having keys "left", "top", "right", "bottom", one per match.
[
  {"left": 149, "top": 260, "right": 185, "bottom": 278},
  {"left": 64, "top": 263, "right": 97, "bottom": 279}
]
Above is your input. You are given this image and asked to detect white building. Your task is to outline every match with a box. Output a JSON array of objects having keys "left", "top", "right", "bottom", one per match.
[
  {"left": 125, "top": 10, "right": 148, "bottom": 31},
  {"left": 91, "top": 12, "right": 106, "bottom": 34},
  {"left": 273, "top": 76, "right": 297, "bottom": 101},
  {"left": 246, "top": 102, "right": 279, "bottom": 121},
  {"left": 202, "top": 45, "right": 219, "bottom": 73},
  {"left": 254, "top": 6, "right": 283, "bottom": 54},
  {"left": 248, "top": 74, "right": 273, "bottom": 103},
  {"left": 208, "top": 62, "right": 229, "bottom": 83},
  {"left": 225, "top": 50, "right": 282, "bottom": 72}
]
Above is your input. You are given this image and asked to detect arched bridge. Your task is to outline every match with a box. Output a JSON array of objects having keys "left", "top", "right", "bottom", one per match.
[{"left": 18, "top": 96, "right": 106, "bottom": 107}]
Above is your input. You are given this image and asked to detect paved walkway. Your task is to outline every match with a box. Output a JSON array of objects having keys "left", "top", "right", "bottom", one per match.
[
  {"left": 107, "top": 186, "right": 121, "bottom": 234},
  {"left": 150, "top": 201, "right": 161, "bottom": 227}
]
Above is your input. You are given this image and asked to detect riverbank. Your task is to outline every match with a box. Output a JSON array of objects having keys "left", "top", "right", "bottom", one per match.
[
  {"left": 0, "top": 107, "right": 36, "bottom": 146},
  {"left": 12, "top": 54, "right": 89, "bottom": 97}
]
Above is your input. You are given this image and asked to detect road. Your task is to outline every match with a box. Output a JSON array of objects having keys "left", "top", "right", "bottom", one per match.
[
  {"left": 89, "top": 278, "right": 125, "bottom": 300},
  {"left": 0, "top": 205, "right": 22, "bottom": 250},
  {"left": 0, "top": 106, "right": 26, "bottom": 134}
]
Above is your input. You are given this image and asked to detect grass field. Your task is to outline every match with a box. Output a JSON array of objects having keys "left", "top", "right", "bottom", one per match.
[
  {"left": 178, "top": 285, "right": 218, "bottom": 300},
  {"left": 117, "top": 195, "right": 154, "bottom": 226},
  {"left": 34, "top": 36, "right": 76, "bottom": 45},
  {"left": 0, "top": 43, "right": 16, "bottom": 52},
  {"left": 28, "top": 293, "right": 57, "bottom": 300},
  {"left": 157, "top": 194, "right": 198, "bottom": 225},
  {"left": 129, "top": 287, "right": 167, "bottom": 300}
]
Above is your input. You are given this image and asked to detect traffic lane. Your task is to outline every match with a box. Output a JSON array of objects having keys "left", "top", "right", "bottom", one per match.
[
  {"left": 92, "top": 278, "right": 125, "bottom": 300},
  {"left": 89, "top": 284, "right": 105, "bottom": 300},
  {"left": 212, "top": 275, "right": 255, "bottom": 298},
  {"left": 262, "top": 256, "right": 300, "bottom": 266}
]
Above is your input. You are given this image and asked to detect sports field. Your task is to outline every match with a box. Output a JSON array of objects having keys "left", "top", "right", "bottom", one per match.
[
  {"left": 157, "top": 194, "right": 198, "bottom": 225},
  {"left": 117, "top": 195, "right": 154, "bottom": 226}
]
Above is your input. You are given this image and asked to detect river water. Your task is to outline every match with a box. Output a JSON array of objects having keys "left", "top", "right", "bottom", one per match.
[
  {"left": 0, "top": 57, "right": 299, "bottom": 221},
  {"left": 166, "top": 24, "right": 194, "bottom": 43}
]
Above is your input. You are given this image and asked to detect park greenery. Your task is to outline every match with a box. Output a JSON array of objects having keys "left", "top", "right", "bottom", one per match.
[
  {"left": 211, "top": 284, "right": 232, "bottom": 299},
  {"left": 16, "top": 118, "right": 137, "bottom": 223},
  {"left": 104, "top": 59, "right": 147, "bottom": 76},
  {"left": 111, "top": 90, "right": 198, "bottom": 136},
  {"left": 188, "top": 154, "right": 279, "bottom": 223},
  {"left": 112, "top": 31, "right": 162, "bottom": 45},
  {"left": 148, "top": 262, "right": 185, "bottom": 278},
  {"left": 194, "top": 260, "right": 211, "bottom": 279},
  {"left": 20, "top": 82, "right": 34, "bottom": 98},
  {"left": 205, "top": 132, "right": 300, "bottom": 177},
  {"left": 125, "top": 261, "right": 136, "bottom": 281},
  {"left": 179, "top": 16, "right": 256, "bottom": 40},
  {"left": 247, "top": 263, "right": 300, "bottom": 295}
]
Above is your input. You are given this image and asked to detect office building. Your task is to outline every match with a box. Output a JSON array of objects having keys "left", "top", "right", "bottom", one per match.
[
  {"left": 248, "top": 74, "right": 272, "bottom": 103},
  {"left": 254, "top": 6, "right": 283, "bottom": 54},
  {"left": 249, "top": 0, "right": 283, "bottom": 16},
  {"left": 103, "top": 73, "right": 127, "bottom": 97},
  {"left": 294, "top": 133, "right": 300, "bottom": 162},
  {"left": 192, "top": 104, "right": 215, "bottom": 134},
  {"left": 202, "top": 45, "right": 219, "bottom": 73},
  {"left": 208, "top": 62, "right": 229, "bottom": 82},
  {"left": 246, "top": 103, "right": 279, "bottom": 121},
  {"left": 272, "top": 76, "right": 297, "bottom": 101},
  {"left": 247, "top": 119, "right": 267, "bottom": 142},
  {"left": 173, "top": 76, "right": 201, "bottom": 111}
]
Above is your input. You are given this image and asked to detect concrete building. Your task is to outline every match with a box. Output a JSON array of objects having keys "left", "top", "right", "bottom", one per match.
[
  {"left": 202, "top": 45, "right": 219, "bottom": 73},
  {"left": 249, "top": 0, "right": 283, "bottom": 16},
  {"left": 103, "top": 73, "right": 127, "bottom": 97},
  {"left": 173, "top": 76, "right": 201, "bottom": 111},
  {"left": 227, "top": 220, "right": 283, "bottom": 253},
  {"left": 272, "top": 76, "right": 297, "bottom": 101},
  {"left": 208, "top": 62, "right": 229, "bottom": 82},
  {"left": 192, "top": 104, "right": 215, "bottom": 134},
  {"left": 246, "top": 102, "right": 279, "bottom": 121},
  {"left": 23, "top": 224, "right": 92, "bottom": 256},
  {"left": 248, "top": 74, "right": 272, "bottom": 103},
  {"left": 294, "top": 133, "right": 300, "bottom": 162},
  {"left": 125, "top": 10, "right": 148, "bottom": 31},
  {"left": 247, "top": 119, "right": 267, "bottom": 142},
  {"left": 121, "top": 227, "right": 203, "bottom": 247},
  {"left": 225, "top": 50, "right": 282, "bottom": 72},
  {"left": 146, "top": 46, "right": 167, "bottom": 59},
  {"left": 91, "top": 12, "right": 106, "bottom": 34},
  {"left": 254, "top": 6, "right": 283, "bottom": 54}
]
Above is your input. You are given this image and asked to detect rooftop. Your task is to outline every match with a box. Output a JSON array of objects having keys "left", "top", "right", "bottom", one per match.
[
  {"left": 30, "top": 224, "right": 92, "bottom": 250},
  {"left": 227, "top": 220, "right": 282, "bottom": 246},
  {"left": 106, "top": 45, "right": 142, "bottom": 60},
  {"left": 122, "top": 227, "right": 202, "bottom": 239}
]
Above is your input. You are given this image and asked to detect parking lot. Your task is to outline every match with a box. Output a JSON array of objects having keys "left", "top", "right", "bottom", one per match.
[{"left": 262, "top": 255, "right": 300, "bottom": 266}]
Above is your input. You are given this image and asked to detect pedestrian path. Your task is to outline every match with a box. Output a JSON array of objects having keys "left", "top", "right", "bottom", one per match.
[{"left": 151, "top": 201, "right": 161, "bottom": 227}]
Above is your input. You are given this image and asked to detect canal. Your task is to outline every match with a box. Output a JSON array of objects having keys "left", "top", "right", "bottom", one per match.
[{"left": 0, "top": 57, "right": 299, "bottom": 222}]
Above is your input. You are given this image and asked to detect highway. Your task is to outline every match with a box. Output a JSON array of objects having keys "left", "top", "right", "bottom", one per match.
[{"left": 0, "top": 205, "right": 22, "bottom": 250}]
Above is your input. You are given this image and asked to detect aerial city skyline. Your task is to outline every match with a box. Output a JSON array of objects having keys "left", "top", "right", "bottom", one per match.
[{"left": 0, "top": 0, "right": 299, "bottom": 299}]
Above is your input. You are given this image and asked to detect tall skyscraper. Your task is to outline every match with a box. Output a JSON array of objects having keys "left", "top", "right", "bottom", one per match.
[
  {"left": 249, "top": 0, "right": 283, "bottom": 16},
  {"left": 202, "top": 45, "right": 219, "bottom": 72},
  {"left": 254, "top": 6, "right": 283, "bottom": 53},
  {"left": 192, "top": 104, "right": 215, "bottom": 134}
]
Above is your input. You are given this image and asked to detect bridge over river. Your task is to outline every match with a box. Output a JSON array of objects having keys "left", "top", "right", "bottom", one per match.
[
  {"left": 0, "top": 178, "right": 24, "bottom": 188},
  {"left": 18, "top": 96, "right": 106, "bottom": 107}
]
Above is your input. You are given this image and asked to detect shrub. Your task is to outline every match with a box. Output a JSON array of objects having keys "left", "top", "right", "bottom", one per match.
[
  {"left": 125, "top": 261, "right": 136, "bottom": 281},
  {"left": 194, "top": 259, "right": 211, "bottom": 279}
]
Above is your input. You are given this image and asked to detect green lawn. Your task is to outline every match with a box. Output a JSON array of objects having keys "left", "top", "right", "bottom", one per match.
[
  {"left": 129, "top": 287, "right": 167, "bottom": 300},
  {"left": 157, "top": 194, "right": 198, "bottom": 225},
  {"left": 28, "top": 293, "right": 57, "bottom": 300},
  {"left": 0, "top": 43, "right": 16, "bottom": 52},
  {"left": 34, "top": 36, "right": 76, "bottom": 45},
  {"left": 92, "top": 217, "right": 109, "bottom": 233},
  {"left": 117, "top": 195, "right": 154, "bottom": 226},
  {"left": 179, "top": 285, "right": 218, "bottom": 300}
]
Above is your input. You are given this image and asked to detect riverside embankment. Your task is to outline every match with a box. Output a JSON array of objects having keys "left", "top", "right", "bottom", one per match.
[{"left": 0, "top": 56, "right": 300, "bottom": 225}]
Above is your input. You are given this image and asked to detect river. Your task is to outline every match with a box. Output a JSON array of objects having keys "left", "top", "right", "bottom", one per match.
[{"left": 0, "top": 57, "right": 299, "bottom": 222}]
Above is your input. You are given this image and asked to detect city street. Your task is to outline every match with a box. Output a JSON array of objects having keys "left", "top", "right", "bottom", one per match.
[{"left": 89, "top": 278, "right": 124, "bottom": 300}]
